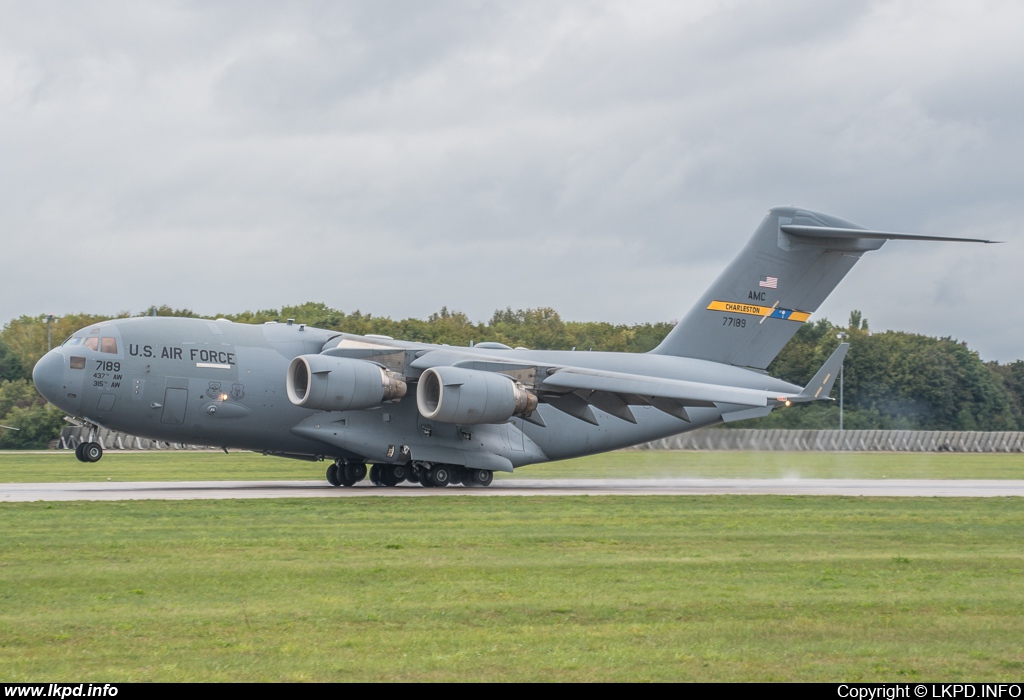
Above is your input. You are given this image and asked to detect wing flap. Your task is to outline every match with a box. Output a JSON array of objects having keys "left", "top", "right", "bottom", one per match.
[{"left": 541, "top": 368, "right": 770, "bottom": 409}]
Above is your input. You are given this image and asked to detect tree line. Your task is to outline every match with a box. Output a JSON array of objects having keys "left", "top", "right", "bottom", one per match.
[{"left": 1, "top": 302, "right": 1022, "bottom": 447}]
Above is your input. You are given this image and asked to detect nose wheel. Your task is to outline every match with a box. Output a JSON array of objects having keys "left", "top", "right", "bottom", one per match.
[{"left": 75, "top": 441, "right": 103, "bottom": 463}]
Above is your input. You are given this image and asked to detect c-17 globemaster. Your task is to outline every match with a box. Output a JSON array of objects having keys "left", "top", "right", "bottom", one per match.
[{"left": 32, "top": 207, "right": 992, "bottom": 487}]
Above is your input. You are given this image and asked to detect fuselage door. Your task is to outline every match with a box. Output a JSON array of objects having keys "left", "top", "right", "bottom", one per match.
[{"left": 160, "top": 381, "right": 189, "bottom": 425}]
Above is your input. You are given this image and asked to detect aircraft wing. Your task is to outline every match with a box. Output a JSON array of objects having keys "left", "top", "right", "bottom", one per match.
[
  {"left": 410, "top": 349, "right": 785, "bottom": 425},
  {"left": 408, "top": 340, "right": 851, "bottom": 426}
]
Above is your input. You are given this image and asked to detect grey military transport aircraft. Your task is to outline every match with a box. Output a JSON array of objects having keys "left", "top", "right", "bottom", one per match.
[{"left": 33, "top": 207, "right": 992, "bottom": 488}]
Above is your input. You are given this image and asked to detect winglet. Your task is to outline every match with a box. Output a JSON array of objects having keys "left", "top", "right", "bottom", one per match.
[{"left": 789, "top": 342, "right": 849, "bottom": 403}]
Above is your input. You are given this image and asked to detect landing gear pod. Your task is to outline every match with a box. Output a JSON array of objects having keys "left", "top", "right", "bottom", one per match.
[
  {"left": 416, "top": 366, "right": 538, "bottom": 424},
  {"left": 286, "top": 355, "right": 407, "bottom": 411}
]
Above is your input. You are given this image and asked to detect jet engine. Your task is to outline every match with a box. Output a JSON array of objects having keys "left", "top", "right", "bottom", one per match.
[
  {"left": 416, "top": 366, "right": 538, "bottom": 424},
  {"left": 286, "top": 355, "right": 407, "bottom": 411}
]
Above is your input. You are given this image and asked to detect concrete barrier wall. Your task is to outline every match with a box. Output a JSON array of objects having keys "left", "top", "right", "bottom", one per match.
[
  {"left": 58, "top": 426, "right": 216, "bottom": 452},
  {"left": 629, "top": 429, "right": 1024, "bottom": 453},
  {"left": 60, "top": 426, "right": 1024, "bottom": 453}
]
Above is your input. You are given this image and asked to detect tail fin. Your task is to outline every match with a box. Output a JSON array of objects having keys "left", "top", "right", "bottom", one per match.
[{"left": 650, "top": 206, "right": 993, "bottom": 369}]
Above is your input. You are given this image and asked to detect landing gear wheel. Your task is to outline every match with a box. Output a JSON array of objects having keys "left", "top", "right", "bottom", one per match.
[
  {"left": 82, "top": 442, "right": 103, "bottom": 463},
  {"left": 342, "top": 462, "right": 367, "bottom": 486},
  {"left": 74, "top": 442, "right": 87, "bottom": 463},
  {"left": 369, "top": 464, "right": 382, "bottom": 486},
  {"left": 411, "top": 461, "right": 431, "bottom": 486},
  {"left": 465, "top": 469, "right": 493, "bottom": 487},
  {"left": 326, "top": 463, "right": 341, "bottom": 487},
  {"left": 448, "top": 466, "right": 465, "bottom": 486},
  {"left": 428, "top": 465, "right": 451, "bottom": 488},
  {"left": 379, "top": 464, "right": 406, "bottom": 487},
  {"left": 416, "top": 463, "right": 434, "bottom": 487}
]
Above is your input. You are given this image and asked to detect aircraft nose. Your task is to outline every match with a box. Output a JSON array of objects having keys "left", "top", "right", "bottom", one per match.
[{"left": 32, "top": 351, "right": 65, "bottom": 405}]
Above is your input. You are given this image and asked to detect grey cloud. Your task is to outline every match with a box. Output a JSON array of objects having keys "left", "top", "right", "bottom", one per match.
[{"left": 0, "top": 0, "right": 1021, "bottom": 360}]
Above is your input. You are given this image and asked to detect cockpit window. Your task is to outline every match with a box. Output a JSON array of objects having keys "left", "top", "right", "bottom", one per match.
[
  {"left": 101, "top": 337, "right": 118, "bottom": 354},
  {"left": 62, "top": 336, "right": 82, "bottom": 347},
  {"left": 83, "top": 337, "right": 99, "bottom": 351}
]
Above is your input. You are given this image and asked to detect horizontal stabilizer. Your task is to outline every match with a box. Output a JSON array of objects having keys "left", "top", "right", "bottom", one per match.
[
  {"left": 781, "top": 225, "right": 997, "bottom": 244},
  {"left": 791, "top": 342, "right": 849, "bottom": 403}
]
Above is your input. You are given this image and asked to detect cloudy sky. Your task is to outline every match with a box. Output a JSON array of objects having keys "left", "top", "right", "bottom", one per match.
[{"left": 1, "top": 1, "right": 1022, "bottom": 361}]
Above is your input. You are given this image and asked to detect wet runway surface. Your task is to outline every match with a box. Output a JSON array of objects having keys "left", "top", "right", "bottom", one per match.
[{"left": 3, "top": 478, "right": 1024, "bottom": 501}]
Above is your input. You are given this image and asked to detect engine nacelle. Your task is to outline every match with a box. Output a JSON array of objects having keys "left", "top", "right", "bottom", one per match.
[
  {"left": 416, "top": 366, "right": 538, "bottom": 425},
  {"left": 286, "top": 354, "right": 407, "bottom": 411}
]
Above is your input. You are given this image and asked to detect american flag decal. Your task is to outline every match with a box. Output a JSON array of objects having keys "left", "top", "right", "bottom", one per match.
[{"left": 759, "top": 275, "right": 778, "bottom": 289}]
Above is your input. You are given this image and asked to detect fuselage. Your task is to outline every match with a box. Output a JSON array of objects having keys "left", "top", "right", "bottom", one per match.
[{"left": 33, "top": 316, "right": 800, "bottom": 468}]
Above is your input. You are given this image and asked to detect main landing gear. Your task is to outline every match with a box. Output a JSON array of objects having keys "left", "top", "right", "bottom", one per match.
[
  {"left": 463, "top": 467, "right": 494, "bottom": 487},
  {"left": 326, "top": 460, "right": 368, "bottom": 487},
  {"left": 325, "top": 459, "right": 494, "bottom": 489},
  {"left": 414, "top": 462, "right": 494, "bottom": 488},
  {"left": 369, "top": 463, "right": 409, "bottom": 487},
  {"left": 74, "top": 441, "right": 103, "bottom": 463}
]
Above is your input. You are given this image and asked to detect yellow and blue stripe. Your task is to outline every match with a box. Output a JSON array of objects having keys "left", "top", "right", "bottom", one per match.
[{"left": 706, "top": 300, "right": 811, "bottom": 323}]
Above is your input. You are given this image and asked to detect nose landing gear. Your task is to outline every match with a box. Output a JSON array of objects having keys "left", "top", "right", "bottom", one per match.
[{"left": 75, "top": 441, "right": 103, "bottom": 463}]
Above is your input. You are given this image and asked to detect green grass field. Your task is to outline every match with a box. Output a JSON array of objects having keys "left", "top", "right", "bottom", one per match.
[
  {"left": 1, "top": 496, "right": 1022, "bottom": 681},
  {"left": 2, "top": 449, "right": 1024, "bottom": 482}
]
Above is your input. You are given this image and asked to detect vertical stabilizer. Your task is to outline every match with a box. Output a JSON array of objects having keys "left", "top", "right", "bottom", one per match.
[
  {"left": 651, "top": 207, "right": 876, "bottom": 368},
  {"left": 650, "top": 206, "right": 992, "bottom": 369}
]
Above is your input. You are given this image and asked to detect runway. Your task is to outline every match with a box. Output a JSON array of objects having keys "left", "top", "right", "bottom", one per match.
[{"left": 2, "top": 478, "right": 1024, "bottom": 502}]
